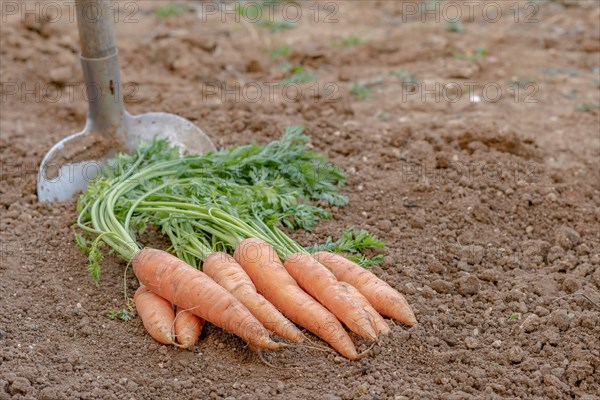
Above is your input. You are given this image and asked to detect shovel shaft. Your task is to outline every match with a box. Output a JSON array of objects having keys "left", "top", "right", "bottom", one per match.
[
  {"left": 76, "top": 0, "right": 125, "bottom": 132},
  {"left": 80, "top": 52, "right": 125, "bottom": 132},
  {"left": 76, "top": 0, "right": 116, "bottom": 58}
]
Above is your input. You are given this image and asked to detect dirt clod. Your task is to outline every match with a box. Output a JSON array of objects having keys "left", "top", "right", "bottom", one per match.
[
  {"left": 430, "top": 279, "right": 453, "bottom": 294},
  {"left": 521, "top": 314, "right": 541, "bottom": 333},
  {"left": 8, "top": 377, "right": 31, "bottom": 396},
  {"left": 456, "top": 275, "right": 481, "bottom": 296},
  {"left": 508, "top": 347, "right": 525, "bottom": 363},
  {"left": 461, "top": 245, "right": 485, "bottom": 265},
  {"left": 555, "top": 226, "right": 581, "bottom": 250},
  {"left": 549, "top": 310, "right": 573, "bottom": 331}
]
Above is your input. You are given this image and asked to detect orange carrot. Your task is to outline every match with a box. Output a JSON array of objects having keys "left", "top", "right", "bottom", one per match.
[
  {"left": 174, "top": 306, "right": 204, "bottom": 348},
  {"left": 283, "top": 253, "right": 377, "bottom": 341},
  {"left": 133, "top": 248, "right": 284, "bottom": 350},
  {"left": 234, "top": 238, "right": 358, "bottom": 360},
  {"left": 203, "top": 252, "right": 304, "bottom": 343},
  {"left": 134, "top": 285, "right": 175, "bottom": 345},
  {"left": 313, "top": 252, "right": 417, "bottom": 326},
  {"left": 338, "top": 282, "right": 390, "bottom": 336}
]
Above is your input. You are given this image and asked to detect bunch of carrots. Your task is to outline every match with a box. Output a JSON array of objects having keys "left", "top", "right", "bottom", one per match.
[{"left": 76, "top": 127, "right": 416, "bottom": 360}]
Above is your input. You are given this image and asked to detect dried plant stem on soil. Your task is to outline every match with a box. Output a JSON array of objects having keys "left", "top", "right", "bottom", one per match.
[{"left": 553, "top": 292, "right": 600, "bottom": 310}]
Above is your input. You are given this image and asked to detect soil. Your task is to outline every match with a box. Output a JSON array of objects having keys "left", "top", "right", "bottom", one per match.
[{"left": 1, "top": 1, "right": 599, "bottom": 399}]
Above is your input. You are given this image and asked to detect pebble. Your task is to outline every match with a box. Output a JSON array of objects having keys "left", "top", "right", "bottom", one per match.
[
  {"left": 546, "top": 192, "right": 558, "bottom": 202},
  {"left": 403, "top": 282, "right": 417, "bottom": 295},
  {"left": 555, "top": 226, "right": 581, "bottom": 250},
  {"left": 378, "top": 219, "right": 392, "bottom": 232},
  {"left": 492, "top": 340, "right": 502, "bottom": 348},
  {"left": 421, "top": 285, "right": 435, "bottom": 298},
  {"left": 465, "top": 336, "right": 478, "bottom": 349},
  {"left": 522, "top": 240, "right": 551, "bottom": 259},
  {"left": 508, "top": 346, "right": 524, "bottom": 363},
  {"left": 521, "top": 314, "right": 540, "bottom": 332}
]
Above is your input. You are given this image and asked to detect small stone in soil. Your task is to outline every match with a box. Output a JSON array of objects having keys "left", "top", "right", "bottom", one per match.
[
  {"left": 508, "top": 346, "right": 524, "bottom": 363},
  {"left": 465, "top": 337, "right": 478, "bottom": 349},
  {"left": 521, "top": 314, "right": 540, "bottom": 332},
  {"left": 555, "top": 226, "right": 581, "bottom": 250},
  {"left": 378, "top": 219, "right": 392, "bottom": 232}
]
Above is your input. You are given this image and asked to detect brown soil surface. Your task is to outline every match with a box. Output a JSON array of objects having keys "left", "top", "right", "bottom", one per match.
[{"left": 1, "top": 1, "right": 599, "bottom": 399}]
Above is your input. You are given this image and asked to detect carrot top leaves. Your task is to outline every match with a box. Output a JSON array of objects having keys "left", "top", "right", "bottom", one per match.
[
  {"left": 306, "top": 228, "right": 386, "bottom": 268},
  {"left": 307, "top": 228, "right": 385, "bottom": 253},
  {"left": 107, "top": 303, "right": 135, "bottom": 321}
]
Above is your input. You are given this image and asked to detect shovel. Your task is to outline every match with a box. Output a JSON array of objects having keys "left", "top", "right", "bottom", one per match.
[{"left": 37, "top": 0, "right": 215, "bottom": 202}]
